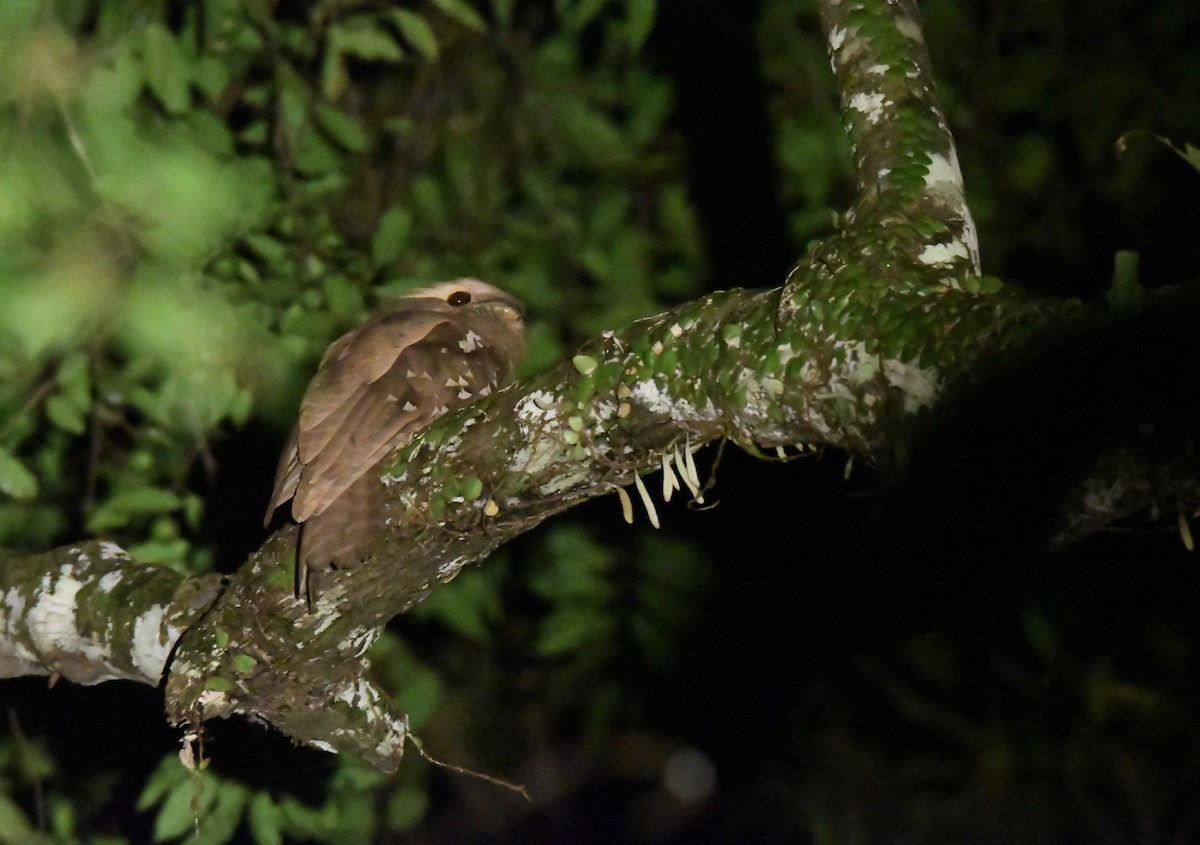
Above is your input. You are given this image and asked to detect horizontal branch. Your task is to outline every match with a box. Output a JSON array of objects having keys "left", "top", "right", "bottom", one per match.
[{"left": 0, "top": 541, "right": 221, "bottom": 685}]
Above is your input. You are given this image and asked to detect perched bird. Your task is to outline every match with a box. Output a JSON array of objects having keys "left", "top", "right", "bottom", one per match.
[{"left": 264, "top": 279, "right": 525, "bottom": 604}]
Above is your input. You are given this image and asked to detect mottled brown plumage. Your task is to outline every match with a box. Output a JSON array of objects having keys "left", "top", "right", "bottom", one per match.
[{"left": 265, "top": 280, "right": 525, "bottom": 603}]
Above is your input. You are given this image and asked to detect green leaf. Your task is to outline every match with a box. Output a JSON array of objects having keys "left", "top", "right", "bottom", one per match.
[
  {"left": 1106, "top": 250, "right": 1143, "bottom": 316},
  {"left": 322, "top": 274, "right": 363, "bottom": 320},
  {"left": 409, "top": 175, "right": 448, "bottom": 226},
  {"left": 329, "top": 17, "right": 404, "bottom": 62},
  {"left": 46, "top": 352, "right": 92, "bottom": 434},
  {"left": 247, "top": 792, "right": 283, "bottom": 845},
  {"left": 412, "top": 563, "right": 504, "bottom": 642},
  {"left": 396, "top": 664, "right": 442, "bottom": 728},
  {"left": 429, "top": 0, "right": 487, "bottom": 33},
  {"left": 556, "top": 99, "right": 632, "bottom": 169},
  {"left": 536, "top": 606, "right": 613, "bottom": 656},
  {"left": 47, "top": 797, "right": 76, "bottom": 840},
  {"left": 154, "top": 776, "right": 212, "bottom": 841},
  {"left": 87, "top": 487, "right": 182, "bottom": 532},
  {"left": 313, "top": 102, "right": 368, "bottom": 153},
  {"left": 388, "top": 10, "right": 439, "bottom": 60},
  {"left": 193, "top": 54, "right": 231, "bottom": 102},
  {"left": 190, "top": 781, "right": 249, "bottom": 845},
  {"left": 126, "top": 537, "right": 190, "bottom": 567},
  {"left": 386, "top": 787, "right": 430, "bottom": 832},
  {"left": 461, "top": 476, "right": 484, "bottom": 499},
  {"left": 138, "top": 756, "right": 190, "bottom": 812},
  {"left": 490, "top": 0, "right": 515, "bottom": 25},
  {"left": 0, "top": 794, "right": 36, "bottom": 842},
  {"left": 530, "top": 526, "right": 615, "bottom": 602},
  {"left": 572, "top": 354, "right": 598, "bottom": 375},
  {"left": 560, "top": 0, "right": 609, "bottom": 31},
  {"left": 140, "top": 23, "right": 191, "bottom": 114},
  {"left": 0, "top": 447, "right": 38, "bottom": 500},
  {"left": 371, "top": 207, "right": 413, "bottom": 265},
  {"left": 625, "top": 0, "right": 656, "bottom": 50}
]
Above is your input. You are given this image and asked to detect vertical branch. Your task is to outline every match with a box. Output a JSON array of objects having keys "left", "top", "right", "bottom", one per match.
[
  {"left": 824, "top": 0, "right": 979, "bottom": 277},
  {"left": 787, "top": 0, "right": 981, "bottom": 301}
]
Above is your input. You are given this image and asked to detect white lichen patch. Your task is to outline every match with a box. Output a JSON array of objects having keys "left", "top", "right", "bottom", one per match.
[
  {"left": 377, "top": 714, "right": 410, "bottom": 753},
  {"left": 924, "top": 151, "right": 966, "bottom": 207},
  {"left": 829, "top": 26, "right": 847, "bottom": 52},
  {"left": 534, "top": 465, "right": 592, "bottom": 496},
  {"left": 592, "top": 399, "right": 618, "bottom": 423},
  {"left": 131, "top": 604, "right": 181, "bottom": 679},
  {"left": 761, "top": 377, "right": 785, "bottom": 397},
  {"left": 1078, "top": 477, "right": 1126, "bottom": 515},
  {"left": 834, "top": 340, "right": 942, "bottom": 414},
  {"left": 896, "top": 16, "right": 925, "bottom": 42},
  {"left": 844, "top": 347, "right": 882, "bottom": 386},
  {"left": 28, "top": 565, "right": 106, "bottom": 664},
  {"left": 310, "top": 740, "right": 337, "bottom": 754},
  {"left": 961, "top": 204, "right": 981, "bottom": 273},
  {"left": 511, "top": 434, "right": 564, "bottom": 480},
  {"left": 0, "top": 588, "right": 38, "bottom": 670},
  {"left": 98, "top": 541, "right": 127, "bottom": 561},
  {"left": 776, "top": 342, "right": 800, "bottom": 368},
  {"left": 339, "top": 626, "right": 377, "bottom": 656},
  {"left": 517, "top": 389, "right": 559, "bottom": 419},
  {"left": 731, "top": 366, "right": 804, "bottom": 441},
  {"left": 512, "top": 389, "right": 561, "bottom": 464},
  {"left": 197, "top": 689, "right": 226, "bottom": 709},
  {"left": 310, "top": 608, "right": 341, "bottom": 637},
  {"left": 629, "top": 380, "right": 718, "bottom": 422},
  {"left": 3, "top": 587, "right": 27, "bottom": 633},
  {"left": 97, "top": 571, "right": 123, "bottom": 594},
  {"left": 336, "top": 676, "right": 381, "bottom": 712},
  {"left": 849, "top": 91, "right": 890, "bottom": 125},
  {"left": 918, "top": 240, "right": 970, "bottom": 268},
  {"left": 866, "top": 62, "right": 890, "bottom": 76},
  {"left": 882, "top": 359, "right": 941, "bottom": 413},
  {"left": 437, "top": 556, "right": 471, "bottom": 582}
]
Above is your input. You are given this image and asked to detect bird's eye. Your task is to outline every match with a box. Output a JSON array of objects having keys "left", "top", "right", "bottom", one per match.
[{"left": 447, "top": 290, "right": 471, "bottom": 306}]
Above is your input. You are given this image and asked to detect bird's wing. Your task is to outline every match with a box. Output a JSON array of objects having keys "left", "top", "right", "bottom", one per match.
[
  {"left": 263, "top": 425, "right": 302, "bottom": 525},
  {"left": 288, "top": 317, "right": 510, "bottom": 521},
  {"left": 264, "top": 309, "right": 445, "bottom": 524}
]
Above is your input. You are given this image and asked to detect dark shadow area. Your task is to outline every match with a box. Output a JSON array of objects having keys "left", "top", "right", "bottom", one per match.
[{"left": 651, "top": 0, "right": 793, "bottom": 289}]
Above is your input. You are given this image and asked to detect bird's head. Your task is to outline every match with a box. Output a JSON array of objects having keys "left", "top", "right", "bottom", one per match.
[{"left": 405, "top": 278, "right": 525, "bottom": 326}]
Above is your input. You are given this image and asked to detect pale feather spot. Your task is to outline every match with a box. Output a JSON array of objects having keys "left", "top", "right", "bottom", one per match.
[
  {"left": 457, "top": 389, "right": 472, "bottom": 400},
  {"left": 402, "top": 401, "right": 417, "bottom": 411},
  {"left": 479, "top": 385, "right": 492, "bottom": 397},
  {"left": 459, "top": 330, "right": 483, "bottom": 352},
  {"left": 406, "top": 369, "right": 432, "bottom": 380}
]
